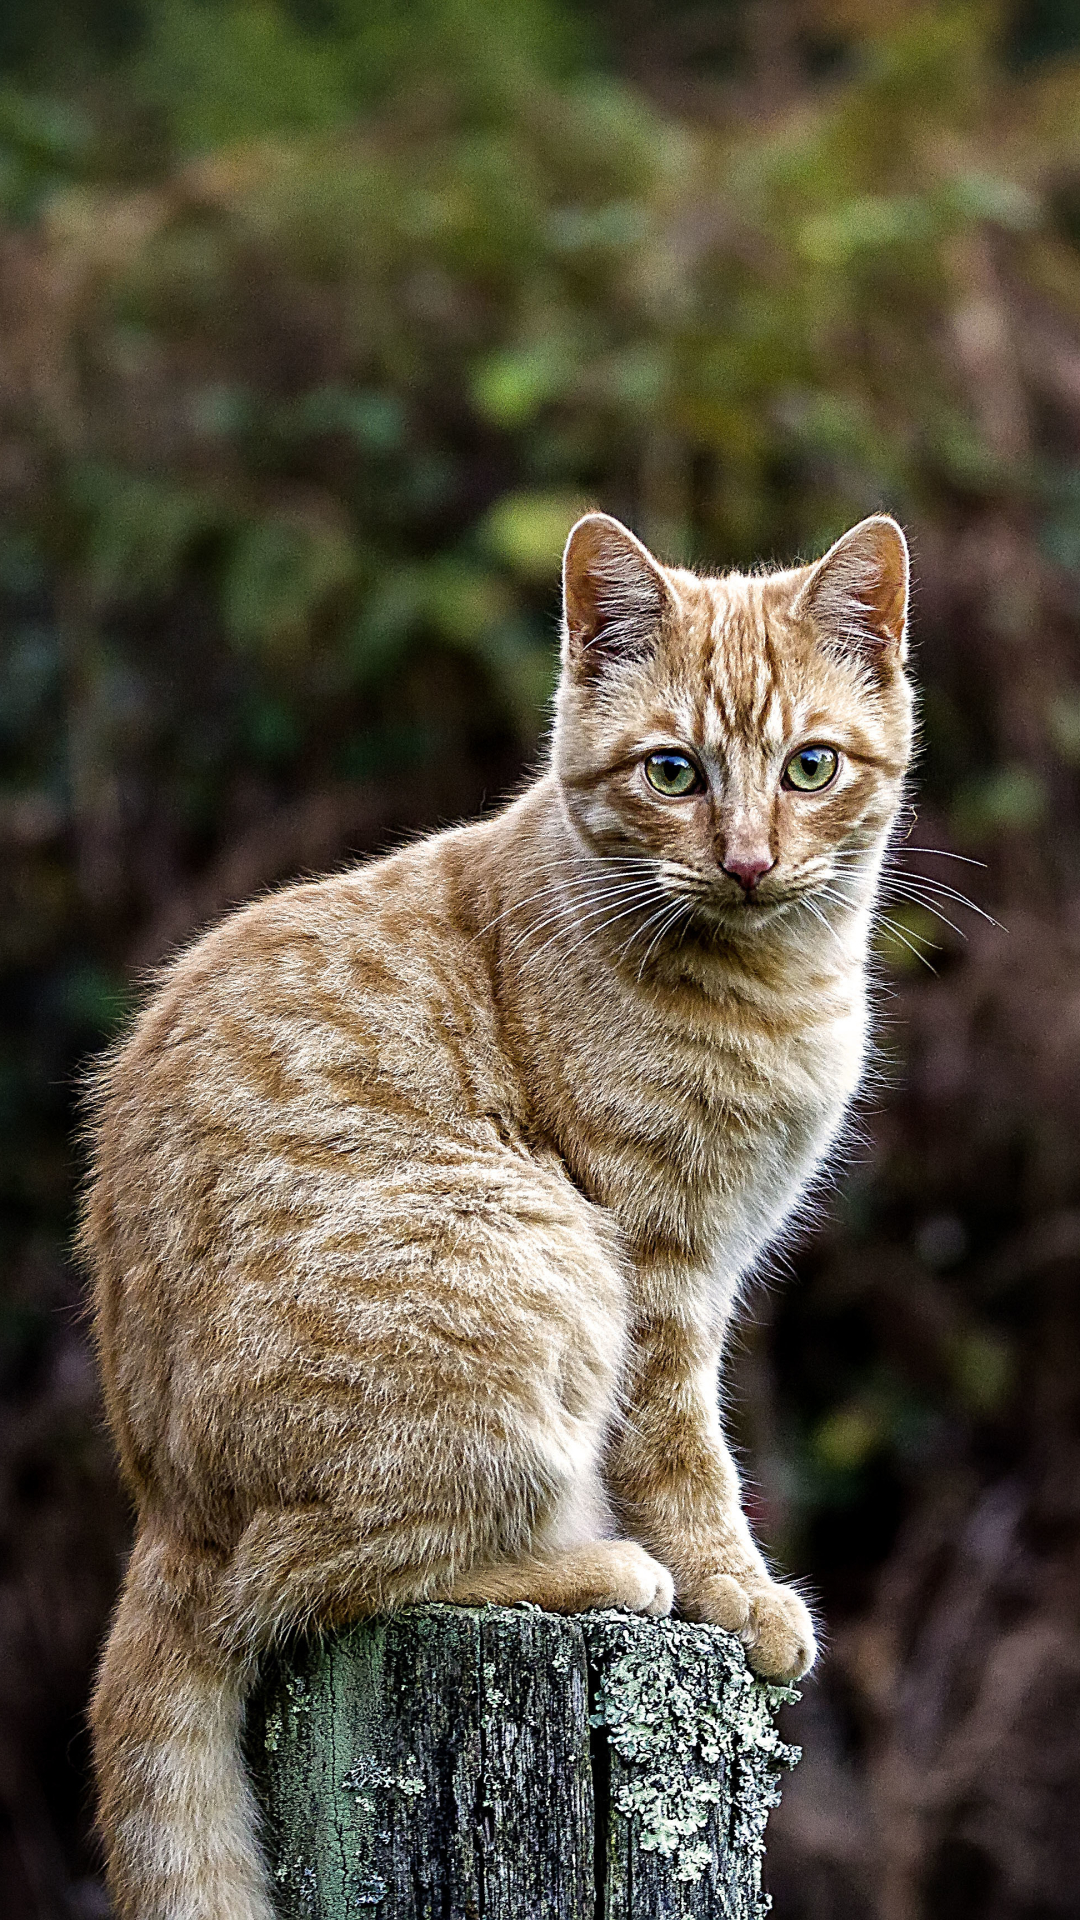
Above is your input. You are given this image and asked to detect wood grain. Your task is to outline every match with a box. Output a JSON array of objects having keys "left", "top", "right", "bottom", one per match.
[{"left": 248, "top": 1606, "right": 797, "bottom": 1919}]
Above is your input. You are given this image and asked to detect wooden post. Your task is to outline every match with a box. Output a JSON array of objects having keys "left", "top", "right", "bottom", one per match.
[{"left": 247, "top": 1605, "right": 799, "bottom": 1919}]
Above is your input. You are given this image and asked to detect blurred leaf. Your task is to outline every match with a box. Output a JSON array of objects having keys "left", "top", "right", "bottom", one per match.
[
  {"left": 950, "top": 1329, "right": 1013, "bottom": 1414},
  {"left": 1047, "top": 687, "right": 1080, "bottom": 763},
  {"left": 281, "top": 387, "right": 407, "bottom": 454},
  {"left": 0, "top": 87, "right": 90, "bottom": 167},
  {"left": 422, "top": 561, "right": 511, "bottom": 643},
  {"left": 0, "top": 628, "right": 60, "bottom": 747},
  {"left": 471, "top": 344, "right": 568, "bottom": 427},
  {"left": 545, "top": 199, "right": 649, "bottom": 254},
  {"left": 223, "top": 519, "right": 358, "bottom": 651},
  {"left": 951, "top": 763, "right": 1049, "bottom": 839},
  {"left": 78, "top": 468, "right": 216, "bottom": 603},
  {"left": 336, "top": 721, "right": 442, "bottom": 781},
  {"left": 469, "top": 617, "right": 558, "bottom": 732},
  {"left": 142, "top": 0, "right": 350, "bottom": 148},
  {"left": 812, "top": 1401, "right": 883, "bottom": 1472},
  {"left": 799, "top": 193, "right": 937, "bottom": 267},
  {"left": 0, "top": 85, "right": 92, "bottom": 219},
  {"left": 243, "top": 696, "right": 302, "bottom": 766},
  {"left": 60, "top": 965, "right": 133, "bottom": 1037},
  {"left": 481, "top": 491, "right": 591, "bottom": 578},
  {"left": 1040, "top": 469, "right": 1080, "bottom": 572},
  {"left": 942, "top": 170, "right": 1040, "bottom": 228},
  {"left": 915, "top": 1212, "right": 970, "bottom": 1270},
  {"left": 348, "top": 561, "right": 512, "bottom": 685}
]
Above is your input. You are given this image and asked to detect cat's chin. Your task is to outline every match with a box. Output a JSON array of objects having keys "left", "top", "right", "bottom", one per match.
[{"left": 691, "top": 894, "right": 795, "bottom": 937}]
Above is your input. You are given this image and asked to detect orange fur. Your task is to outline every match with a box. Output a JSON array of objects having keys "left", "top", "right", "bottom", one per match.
[{"left": 83, "top": 512, "right": 914, "bottom": 1919}]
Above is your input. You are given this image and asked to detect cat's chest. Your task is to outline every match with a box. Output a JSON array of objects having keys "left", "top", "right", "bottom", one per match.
[{"left": 554, "top": 972, "right": 866, "bottom": 1276}]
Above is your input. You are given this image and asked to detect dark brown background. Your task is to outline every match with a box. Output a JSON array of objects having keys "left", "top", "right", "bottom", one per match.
[{"left": 3, "top": 3, "right": 1080, "bottom": 1914}]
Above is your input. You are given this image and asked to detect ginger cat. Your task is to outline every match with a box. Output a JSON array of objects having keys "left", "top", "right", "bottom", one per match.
[{"left": 82, "top": 510, "right": 913, "bottom": 1920}]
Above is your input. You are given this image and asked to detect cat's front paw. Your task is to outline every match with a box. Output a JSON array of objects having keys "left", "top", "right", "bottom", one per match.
[
  {"left": 603, "top": 1540, "right": 676, "bottom": 1618},
  {"left": 692, "top": 1571, "right": 817, "bottom": 1681}
]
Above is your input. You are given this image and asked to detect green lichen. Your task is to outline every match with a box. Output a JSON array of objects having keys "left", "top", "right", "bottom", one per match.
[
  {"left": 585, "top": 1611, "right": 799, "bottom": 1907},
  {"left": 481, "top": 1658, "right": 507, "bottom": 1716},
  {"left": 283, "top": 1671, "right": 312, "bottom": 1716},
  {"left": 343, "top": 1868, "right": 387, "bottom": 1907},
  {"left": 253, "top": 1605, "right": 797, "bottom": 1918},
  {"left": 340, "top": 1753, "right": 426, "bottom": 1807}
]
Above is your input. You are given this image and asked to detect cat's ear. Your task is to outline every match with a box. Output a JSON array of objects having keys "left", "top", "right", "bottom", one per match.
[
  {"left": 794, "top": 515, "right": 909, "bottom": 665},
  {"left": 562, "top": 513, "right": 674, "bottom": 679}
]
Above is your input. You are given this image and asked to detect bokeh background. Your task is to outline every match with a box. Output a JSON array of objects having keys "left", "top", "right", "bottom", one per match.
[{"left": 4, "top": 1, "right": 1080, "bottom": 1914}]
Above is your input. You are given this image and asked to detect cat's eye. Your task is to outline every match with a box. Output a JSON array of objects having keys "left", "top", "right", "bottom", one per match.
[
  {"left": 643, "top": 751, "right": 703, "bottom": 798},
  {"left": 783, "top": 745, "right": 839, "bottom": 793}
]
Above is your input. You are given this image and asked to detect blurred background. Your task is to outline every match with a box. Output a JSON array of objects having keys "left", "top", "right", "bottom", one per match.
[{"left": 3, "top": 0, "right": 1080, "bottom": 1914}]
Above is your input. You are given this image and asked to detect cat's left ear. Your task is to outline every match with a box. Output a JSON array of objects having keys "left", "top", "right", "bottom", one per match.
[
  {"left": 562, "top": 513, "right": 675, "bottom": 680},
  {"left": 794, "top": 515, "right": 910, "bottom": 665}
]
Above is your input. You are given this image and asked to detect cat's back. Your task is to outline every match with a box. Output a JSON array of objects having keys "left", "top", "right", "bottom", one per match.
[
  {"left": 97, "top": 820, "right": 501, "bottom": 1145},
  {"left": 83, "top": 816, "right": 521, "bottom": 1346}
]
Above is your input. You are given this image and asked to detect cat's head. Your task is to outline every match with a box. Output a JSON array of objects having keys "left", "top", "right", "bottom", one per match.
[{"left": 552, "top": 512, "right": 914, "bottom": 934}]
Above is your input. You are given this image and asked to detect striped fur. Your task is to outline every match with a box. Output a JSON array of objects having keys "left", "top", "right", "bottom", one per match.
[{"left": 83, "top": 512, "right": 913, "bottom": 1920}]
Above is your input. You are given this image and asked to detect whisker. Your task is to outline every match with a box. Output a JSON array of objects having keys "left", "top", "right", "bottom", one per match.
[
  {"left": 619, "top": 893, "right": 687, "bottom": 969},
  {"left": 480, "top": 876, "right": 623, "bottom": 933},
  {"left": 475, "top": 856, "right": 659, "bottom": 938},
  {"left": 832, "top": 845, "right": 987, "bottom": 872},
  {"left": 636, "top": 899, "right": 693, "bottom": 980},
  {"left": 517, "top": 880, "right": 664, "bottom": 963},
  {"left": 881, "top": 886, "right": 968, "bottom": 942},
  {"left": 875, "top": 914, "right": 939, "bottom": 972},
  {"left": 527, "top": 889, "right": 666, "bottom": 968},
  {"left": 814, "top": 887, "right": 857, "bottom": 917},
  {"left": 802, "top": 896, "right": 847, "bottom": 954},
  {"left": 499, "top": 876, "right": 657, "bottom": 931},
  {"left": 895, "top": 847, "right": 986, "bottom": 868},
  {"left": 503, "top": 879, "right": 662, "bottom": 959},
  {"left": 822, "top": 874, "right": 961, "bottom": 952},
  {"left": 828, "top": 849, "right": 1003, "bottom": 934},
  {"left": 879, "top": 912, "right": 937, "bottom": 949},
  {"left": 881, "top": 874, "right": 1003, "bottom": 930}
]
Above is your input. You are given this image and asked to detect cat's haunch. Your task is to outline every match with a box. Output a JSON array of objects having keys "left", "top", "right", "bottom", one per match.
[{"left": 83, "top": 510, "right": 913, "bottom": 1920}]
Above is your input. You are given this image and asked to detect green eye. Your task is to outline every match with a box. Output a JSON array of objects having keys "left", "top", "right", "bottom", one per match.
[
  {"left": 784, "top": 745, "right": 839, "bottom": 793},
  {"left": 644, "top": 751, "right": 702, "bottom": 798}
]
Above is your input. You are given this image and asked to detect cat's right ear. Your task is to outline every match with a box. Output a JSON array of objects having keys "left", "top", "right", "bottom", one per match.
[
  {"left": 562, "top": 514, "right": 673, "bottom": 680},
  {"left": 793, "top": 515, "right": 910, "bottom": 666}
]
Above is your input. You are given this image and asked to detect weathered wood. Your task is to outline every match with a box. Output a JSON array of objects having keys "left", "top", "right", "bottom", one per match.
[{"left": 247, "top": 1606, "right": 798, "bottom": 1920}]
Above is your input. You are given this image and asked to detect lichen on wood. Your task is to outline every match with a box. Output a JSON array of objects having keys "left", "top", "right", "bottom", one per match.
[
  {"left": 247, "top": 1604, "right": 798, "bottom": 1919},
  {"left": 583, "top": 1612, "right": 799, "bottom": 1918}
]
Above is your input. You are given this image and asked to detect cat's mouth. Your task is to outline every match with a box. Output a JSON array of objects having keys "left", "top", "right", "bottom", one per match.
[
  {"left": 665, "top": 884, "right": 793, "bottom": 932},
  {"left": 621, "top": 858, "right": 862, "bottom": 940}
]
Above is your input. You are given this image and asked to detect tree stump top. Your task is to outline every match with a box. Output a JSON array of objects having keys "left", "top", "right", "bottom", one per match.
[{"left": 248, "top": 1605, "right": 799, "bottom": 1920}]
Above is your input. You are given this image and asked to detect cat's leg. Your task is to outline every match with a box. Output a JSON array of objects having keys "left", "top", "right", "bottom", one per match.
[
  {"left": 197, "top": 1157, "right": 674, "bottom": 1645},
  {"left": 605, "top": 1307, "right": 816, "bottom": 1681},
  {"left": 213, "top": 1505, "right": 673, "bottom": 1654},
  {"left": 447, "top": 1540, "right": 673, "bottom": 1614}
]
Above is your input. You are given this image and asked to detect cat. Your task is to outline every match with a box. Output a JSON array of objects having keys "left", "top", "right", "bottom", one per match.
[{"left": 81, "top": 508, "right": 913, "bottom": 1920}]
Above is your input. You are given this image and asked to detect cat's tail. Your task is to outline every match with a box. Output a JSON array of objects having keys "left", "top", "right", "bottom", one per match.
[{"left": 90, "top": 1525, "right": 275, "bottom": 1920}]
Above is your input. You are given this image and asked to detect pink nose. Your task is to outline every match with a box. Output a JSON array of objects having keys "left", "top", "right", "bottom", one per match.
[{"left": 723, "top": 854, "right": 774, "bottom": 893}]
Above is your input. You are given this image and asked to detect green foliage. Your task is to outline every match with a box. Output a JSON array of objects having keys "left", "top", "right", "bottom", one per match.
[
  {"left": 0, "top": 85, "right": 92, "bottom": 220},
  {"left": 25, "top": 0, "right": 1079, "bottom": 756},
  {"left": 135, "top": 0, "right": 598, "bottom": 150}
]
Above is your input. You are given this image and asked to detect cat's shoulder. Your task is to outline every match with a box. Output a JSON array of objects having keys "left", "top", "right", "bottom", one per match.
[
  {"left": 165, "top": 816, "right": 487, "bottom": 981},
  {"left": 102, "top": 813, "right": 497, "bottom": 1086}
]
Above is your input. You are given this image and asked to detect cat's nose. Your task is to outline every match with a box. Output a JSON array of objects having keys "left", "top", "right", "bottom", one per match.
[{"left": 722, "top": 853, "right": 774, "bottom": 893}]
